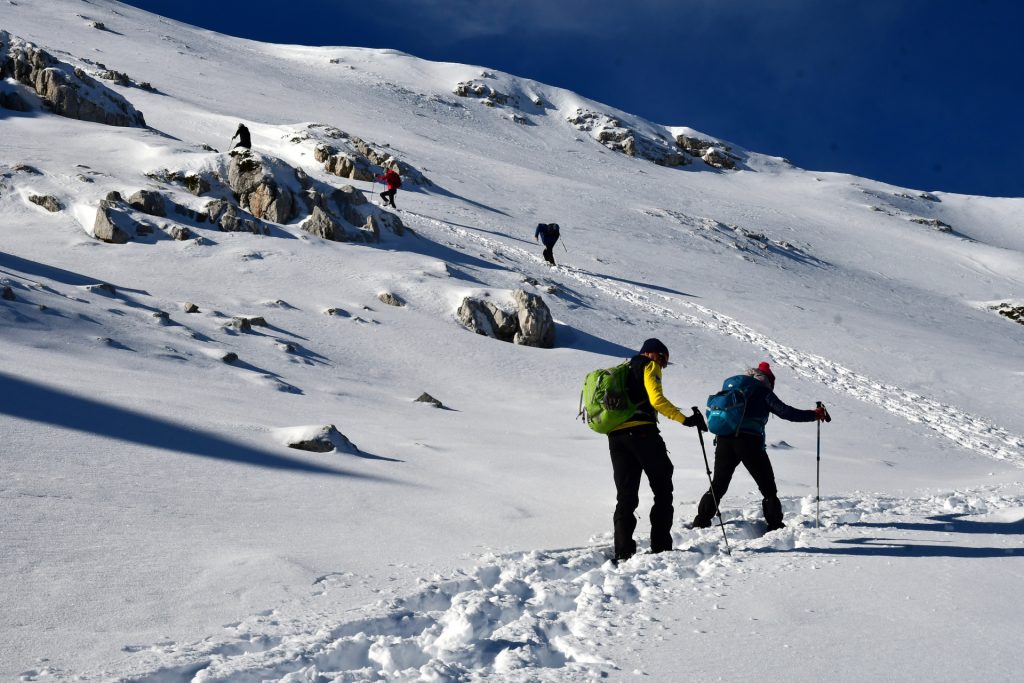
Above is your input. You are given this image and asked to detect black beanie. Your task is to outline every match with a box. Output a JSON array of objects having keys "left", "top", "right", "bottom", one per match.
[{"left": 639, "top": 338, "right": 669, "bottom": 356}]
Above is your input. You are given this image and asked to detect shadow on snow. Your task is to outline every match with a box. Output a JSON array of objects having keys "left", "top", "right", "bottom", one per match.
[{"left": 0, "top": 372, "right": 389, "bottom": 479}]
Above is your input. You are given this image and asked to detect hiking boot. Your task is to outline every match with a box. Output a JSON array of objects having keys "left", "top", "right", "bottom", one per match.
[
  {"left": 765, "top": 521, "right": 786, "bottom": 532},
  {"left": 690, "top": 516, "right": 712, "bottom": 529}
]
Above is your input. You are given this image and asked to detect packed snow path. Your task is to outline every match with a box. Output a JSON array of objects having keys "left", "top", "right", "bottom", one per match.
[
  {"left": 401, "top": 210, "right": 1024, "bottom": 466},
  {"left": 90, "top": 485, "right": 1024, "bottom": 682}
]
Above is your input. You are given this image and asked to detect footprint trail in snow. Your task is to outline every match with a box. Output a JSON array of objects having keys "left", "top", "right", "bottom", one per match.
[{"left": 403, "top": 210, "right": 1024, "bottom": 466}]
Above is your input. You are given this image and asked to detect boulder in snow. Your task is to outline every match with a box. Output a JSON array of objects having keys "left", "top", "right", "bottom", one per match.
[
  {"left": 276, "top": 425, "right": 359, "bottom": 454},
  {"left": 378, "top": 291, "right": 405, "bottom": 307},
  {"left": 512, "top": 289, "right": 555, "bottom": 348},
  {"left": 127, "top": 189, "right": 166, "bottom": 217},
  {"left": 415, "top": 393, "right": 445, "bottom": 408},
  {"left": 92, "top": 199, "right": 137, "bottom": 244},
  {"left": 28, "top": 194, "right": 62, "bottom": 212}
]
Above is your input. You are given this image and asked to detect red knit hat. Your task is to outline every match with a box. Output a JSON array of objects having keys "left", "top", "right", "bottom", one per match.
[{"left": 758, "top": 361, "right": 776, "bottom": 386}]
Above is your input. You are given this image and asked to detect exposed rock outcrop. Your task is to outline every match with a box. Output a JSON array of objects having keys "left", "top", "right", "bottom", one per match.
[
  {"left": 0, "top": 30, "right": 146, "bottom": 127},
  {"left": 227, "top": 150, "right": 297, "bottom": 224},
  {"left": 991, "top": 303, "right": 1024, "bottom": 326},
  {"left": 454, "top": 80, "right": 511, "bottom": 107},
  {"left": 675, "top": 134, "right": 738, "bottom": 169},
  {"left": 569, "top": 108, "right": 687, "bottom": 167}
]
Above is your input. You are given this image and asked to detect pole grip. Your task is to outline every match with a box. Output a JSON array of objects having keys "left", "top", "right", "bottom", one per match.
[{"left": 816, "top": 401, "right": 832, "bottom": 422}]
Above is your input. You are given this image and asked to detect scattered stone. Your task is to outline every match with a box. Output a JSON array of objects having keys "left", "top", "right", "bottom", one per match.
[
  {"left": 11, "top": 163, "right": 41, "bottom": 174},
  {"left": 76, "top": 174, "right": 95, "bottom": 183},
  {"left": 284, "top": 424, "right": 359, "bottom": 454},
  {"left": 378, "top": 291, "right": 405, "bottom": 307},
  {"left": 415, "top": 393, "right": 445, "bottom": 409},
  {"left": 105, "top": 190, "right": 123, "bottom": 202},
  {"left": 485, "top": 302, "right": 518, "bottom": 341},
  {"left": 152, "top": 310, "right": 169, "bottom": 322},
  {"left": 245, "top": 316, "right": 268, "bottom": 327},
  {"left": 221, "top": 352, "right": 238, "bottom": 363},
  {"left": 183, "top": 302, "right": 199, "bottom": 313},
  {"left": 277, "top": 342, "right": 297, "bottom": 353},
  {"left": 160, "top": 222, "right": 192, "bottom": 240},
  {"left": 86, "top": 282, "right": 116, "bottom": 295},
  {"left": 1, "top": 285, "right": 15, "bottom": 301},
  {"left": 127, "top": 189, "right": 166, "bottom": 216},
  {"left": 324, "top": 307, "right": 349, "bottom": 317},
  {"left": 909, "top": 217, "right": 952, "bottom": 232},
  {"left": 28, "top": 194, "right": 62, "bottom": 212},
  {"left": 228, "top": 317, "right": 251, "bottom": 332}
]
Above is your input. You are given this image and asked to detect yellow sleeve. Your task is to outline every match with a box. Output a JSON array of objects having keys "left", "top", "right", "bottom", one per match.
[{"left": 644, "top": 361, "right": 688, "bottom": 424}]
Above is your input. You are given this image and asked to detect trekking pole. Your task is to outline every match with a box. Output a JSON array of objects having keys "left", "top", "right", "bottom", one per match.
[
  {"left": 370, "top": 178, "right": 377, "bottom": 205},
  {"left": 561, "top": 239, "right": 568, "bottom": 253},
  {"left": 693, "top": 408, "right": 731, "bottom": 555},
  {"left": 815, "top": 401, "right": 831, "bottom": 528}
]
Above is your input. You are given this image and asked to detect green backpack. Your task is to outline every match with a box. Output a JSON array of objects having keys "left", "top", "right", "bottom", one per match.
[{"left": 579, "top": 362, "right": 637, "bottom": 434}]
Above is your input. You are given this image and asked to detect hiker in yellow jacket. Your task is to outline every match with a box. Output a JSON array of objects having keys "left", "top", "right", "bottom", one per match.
[{"left": 608, "top": 338, "right": 706, "bottom": 563}]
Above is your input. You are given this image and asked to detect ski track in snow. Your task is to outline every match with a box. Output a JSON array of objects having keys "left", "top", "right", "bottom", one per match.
[
  {"left": 403, "top": 210, "right": 1024, "bottom": 467},
  {"left": 105, "top": 486, "right": 1023, "bottom": 682}
]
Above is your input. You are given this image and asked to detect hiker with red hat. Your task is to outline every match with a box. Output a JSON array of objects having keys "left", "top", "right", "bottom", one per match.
[
  {"left": 606, "top": 338, "right": 706, "bottom": 563},
  {"left": 692, "top": 361, "right": 828, "bottom": 532},
  {"left": 376, "top": 167, "right": 402, "bottom": 208}
]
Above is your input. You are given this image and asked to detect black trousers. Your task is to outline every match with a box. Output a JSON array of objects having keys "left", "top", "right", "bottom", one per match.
[
  {"left": 542, "top": 245, "right": 556, "bottom": 265},
  {"left": 696, "top": 432, "right": 783, "bottom": 529},
  {"left": 608, "top": 425, "right": 674, "bottom": 558},
  {"left": 380, "top": 188, "right": 397, "bottom": 207}
]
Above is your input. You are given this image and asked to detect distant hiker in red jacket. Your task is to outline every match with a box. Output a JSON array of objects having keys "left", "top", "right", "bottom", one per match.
[{"left": 377, "top": 168, "right": 402, "bottom": 208}]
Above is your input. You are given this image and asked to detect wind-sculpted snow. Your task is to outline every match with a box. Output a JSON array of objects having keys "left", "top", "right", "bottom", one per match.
[
  {"left": 105, "top": 484, "right": 1024, "bottom": 681},
  {"left": 403, "top": 211, "right": 1024, "bottom": 466}
]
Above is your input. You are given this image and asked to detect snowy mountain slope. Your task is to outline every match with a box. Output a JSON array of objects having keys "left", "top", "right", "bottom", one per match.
[{"left": 2, "top": 1, "right": 1023, "bottom": 681}]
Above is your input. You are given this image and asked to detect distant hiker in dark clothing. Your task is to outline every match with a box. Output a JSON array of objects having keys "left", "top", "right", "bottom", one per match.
[
  {"left": 692, "top": 362, "right": 827, "bottom": 532},
  {"left": 534, "top": 223, "right": 560, "bottom": 266},
  {"left": 231, "top": 123, "right": 251, "bottom": 150},
  {"left": 608, "top": 338, "right": 706, "bottom": 563},
  {"left": 377, "top": 168, "right": 401, "bottom": 208}
]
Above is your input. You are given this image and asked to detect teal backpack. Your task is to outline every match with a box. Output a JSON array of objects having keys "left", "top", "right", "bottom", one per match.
[
  {"left": 705, "top": 374, "right": 755, "bottom": 436},
  {"left": 579, "top": 362, "right": 636, "bottom": 434}
]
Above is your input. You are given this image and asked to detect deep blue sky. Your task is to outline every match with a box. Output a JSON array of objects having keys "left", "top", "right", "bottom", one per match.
[{"left": 122, "top": 1, "right": 1023, "bottom": 197}]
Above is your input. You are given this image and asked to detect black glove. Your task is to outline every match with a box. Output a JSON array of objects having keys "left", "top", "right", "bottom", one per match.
[{"left": 685, "top": 409, "right": 708, "bottom": 432}]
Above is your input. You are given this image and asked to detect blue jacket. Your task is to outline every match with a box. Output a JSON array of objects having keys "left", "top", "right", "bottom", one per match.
[{"left": 726, "top": 374, "right": 816, "bottom": 437}]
